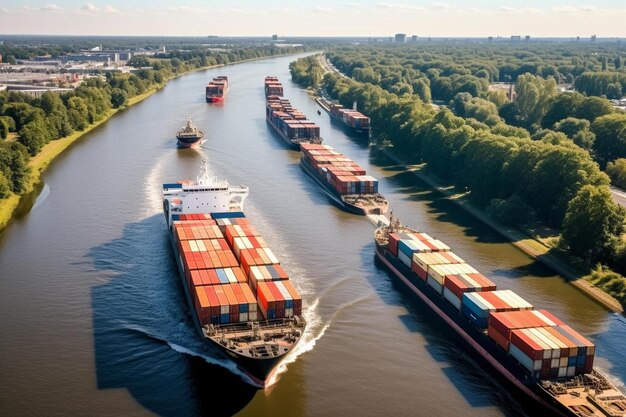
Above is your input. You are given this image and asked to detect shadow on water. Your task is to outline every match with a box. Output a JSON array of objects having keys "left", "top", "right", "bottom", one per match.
[
  {"left": 88, "top": 214, "right": 257, "bottom": 417},
  {"left": 362, "top": 244, "right": 527, "bottom": 417}
]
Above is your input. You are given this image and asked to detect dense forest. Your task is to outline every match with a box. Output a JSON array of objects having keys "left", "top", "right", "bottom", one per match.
[
  {"left": 290, "top": 44, "right": 626, "bottom": 302},
  {"left": 0, "top": 43, "right": 305, "bottom": 203}
]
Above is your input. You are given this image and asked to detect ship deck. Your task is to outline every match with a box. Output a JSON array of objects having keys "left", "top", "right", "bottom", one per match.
[{"left": 204, "top": 319, "right": 304, "bottom": 359}]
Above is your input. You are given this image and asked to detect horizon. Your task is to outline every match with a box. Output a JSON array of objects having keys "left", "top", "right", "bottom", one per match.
[{"left": 1, "top": 1, "right": 626, "bottom": 38}]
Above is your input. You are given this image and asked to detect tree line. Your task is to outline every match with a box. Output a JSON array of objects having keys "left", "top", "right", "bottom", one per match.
[{"left": 289, "top": 53, "right": 626, "bottom": 283}]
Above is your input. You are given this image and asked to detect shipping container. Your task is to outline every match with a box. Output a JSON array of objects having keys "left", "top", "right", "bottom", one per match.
[{"left": 461, "top": 290, "right": 533, "bottom": 328}]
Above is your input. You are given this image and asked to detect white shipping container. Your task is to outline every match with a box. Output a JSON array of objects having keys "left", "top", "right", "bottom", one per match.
[
  {"left": 558, "top": 367, "right": 567, "bottom": 378},
  {"left": 509, "top": 343, "right": 535, "bottom": 373},
  {"left": 240, "top": 313, "right": 248, "bottom": 322},
  {"left": 567, "top": 366, "right": 575, "bottom": 377},
  {"left": 221, "top": 305, "right": 229, "bottom": 314},
  {"left": 275, "top": 281, "right": 293, "bottom": 301},
  {"left": 262, "top": 248, "right": 280, "bottom": 264},
  {"left": 427, "top": 276, "right": 443, "bottom": 294},
  {"left": 443, "top": 287, "right": 462, "bottom": 310},
  {"left": 399, "top": 251, "right": 412, "bottom": 267}
]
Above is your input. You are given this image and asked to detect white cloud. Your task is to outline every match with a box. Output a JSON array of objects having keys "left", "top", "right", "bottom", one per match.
[
  {"left": 347, "top": 2, "right": 363, "bottom": 7},
  {"left": 314, "top": 6, "right": 334, "bottom": 13},
  {"left": 104, "top": 5, "right": 121, "bottom": 14},
  {"left": 432, "top": 2, "right": 450, "bottom": 9},
  {"left": 375, "top": 3, "right": 425, "bottom": 12},
  {"left": 41, "top": 4, "right": 61, "bottom": 12},
  {"left": 228, "top": 8, "right": 267, "bottom": 15},
  {"left": 82, "top": 3, "right": 99, "bottom": 13},
  {"left": 167, "top": 6, "right": 208, "bottom": 13},
  {"left": 552, "top": 5, "right": 600, "bottom": 13}
]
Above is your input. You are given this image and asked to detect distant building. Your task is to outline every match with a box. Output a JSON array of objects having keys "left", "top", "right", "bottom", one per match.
[
  {"left": 395, "top": 33, "right": 406, "bottom": 43},
  {"left": 511, "top": 35, "right": 521, "bottom": 41},
  {"left": 525, "top": 35, "right": 530, "bottom": 42},
  {"left": 272, "top": 34, "right": 278, "bottom": 40},
  {"left": 488, "top": 36, "right": 493, "bottom": 42},
  {"left": 591, "top": 35, "right": 597, "bottom": 42},
  {"left": 410, "top": 35, "right": 418, "bottom": 42}
]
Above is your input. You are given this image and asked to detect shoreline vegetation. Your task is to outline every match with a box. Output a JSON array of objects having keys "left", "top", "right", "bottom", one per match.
[
  {"left": 298, "top": 53, "right": 625, "bottom": 314},
  {"left": 0, "top": 52, "right": 305, "bottom": 232}
]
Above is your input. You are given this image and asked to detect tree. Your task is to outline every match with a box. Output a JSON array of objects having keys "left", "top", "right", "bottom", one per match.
[
  {"left": 562, "top": 185, "right": 626, "bottom": 262},
  {"left": 486, "top": 90, "right": 509, "bottom": 109},
  {"left": 541, "top": 92, "right": 584, "bottom": 128},
  {"left": 574, "top": 96, "right": 614, "bottom": 122},
  {"left": 606, "top": 158, "right": 626, "bottom": 189},
  {"left": 591, "top": 113, "right": 626, "bottom": 167},
  {"left": 110, "top": 88, "right": 128, "bottom": 108},
  {"left": 515, "top": 73, "right": 557, "bottom": 128},
  {"left": 0, "top": 171, "right": 11, "bottom": 198}
]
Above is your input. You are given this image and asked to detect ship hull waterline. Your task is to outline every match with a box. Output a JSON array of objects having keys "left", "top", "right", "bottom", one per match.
[
  {"left": 266, "top": 115, "right": 321, "bottom": 150},
  {"left": 375, "top": 243, "right": 577, "bottom": 417}
]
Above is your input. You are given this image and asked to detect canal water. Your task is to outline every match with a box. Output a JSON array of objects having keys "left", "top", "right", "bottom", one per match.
[{"left": 1, "top": 53, "right": 624, "bottom": 417}]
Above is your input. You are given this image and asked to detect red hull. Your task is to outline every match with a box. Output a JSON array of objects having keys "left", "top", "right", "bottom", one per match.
[{"left": 207, "top": 96, "right": 224, "bottom": 103}]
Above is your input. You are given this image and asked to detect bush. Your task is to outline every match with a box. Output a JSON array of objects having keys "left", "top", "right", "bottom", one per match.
[
  {"left": 0, "top": 171, "right": 10, "bottom": 198},
  {"left": 584, "top": 265, "right": 626, "bottom": 307}
]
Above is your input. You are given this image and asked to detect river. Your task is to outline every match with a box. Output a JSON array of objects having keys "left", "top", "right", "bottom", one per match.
[{"left": 0, "top": 53, "right": 624, "bottom": 417}]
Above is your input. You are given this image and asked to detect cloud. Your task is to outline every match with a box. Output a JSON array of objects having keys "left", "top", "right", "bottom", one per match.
[
  {"left": 104, "top": 5, "right": 121, "bottom": 14},
  {"left": 432, "top": 2, "right": 450, "bottom": 9},
  {"left": 41, "top": 4, "right": 61, "bottom": 11},
  {"left": 552, "top": 5, "right": 598, "bottom": 13},
  {"left": 228, "top": 8, "right": 267, "bottom": 15},
  {"left": 167, "top": 6, "right": 208, "bottom": 13},
  {"left": 313, "top": 6, "right": 334, "bottom": 13},
  {"left": 82, "top": 3, "right": 99, "bottom": 13},
  {"left": 375, "top": 3, "right": 425, "bottom": 12}
]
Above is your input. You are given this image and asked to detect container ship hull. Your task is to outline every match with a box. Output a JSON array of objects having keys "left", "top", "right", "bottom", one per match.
[
  {"left": 266, "top": 115, "right": 321, "bottom": 150},
  {"left": 168, "top": 228, "right": 285, "bottom": 385},
  {"left": 301, "top": 156, "right": 387, "bottom": 215},
  {"left": 375, "top": 242, "right": 618, "bottom": 417},
  {"left": 206, "top": 96, "right": 225, "bottom": 103},
  {"left": 330, "top": 113, "right": 370, "bottom": 136}
]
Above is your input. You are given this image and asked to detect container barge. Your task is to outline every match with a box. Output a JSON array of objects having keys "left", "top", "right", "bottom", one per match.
[
  {"left": 163, "top": 160, "right": 305, "bottom": 386},
  {"left": 374, "top": 215, "right": 626, "bottom": 417},
  {"left": 206, "top": 76, "right": 228, "bottom": 103},
  {"left": 329, "top": 103, "right": 370, "bottom": 135},
  {"left": 264, "top": 76, "right": 284, "bottom": 97},
  {"left": 300, "top": 143, "right": 388, "bottom": 215},
  {"left": 264, "top": 78, "right": 322, "bottom": 149},
  {"left": 176, "top": 116, "right": 204, "bottom": 148}
]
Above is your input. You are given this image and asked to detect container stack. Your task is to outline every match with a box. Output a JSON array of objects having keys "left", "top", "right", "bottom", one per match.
[
  {"left": 172, "top": 216, "right": 257, "bottom": 326},
  {"left": 461, "top": 290, "right": 533, "bottom": 328},
  {"left": 264, "top": 76, "right": 284, "bottom": 97},
  {"left": 330, "top": 104, "right": 371, "bottom": 130},
  {"left": 487, "top": 310, "right": 595, "bottom": 378},
  {"left": 300, "top": 144, "right": 379, "bottom": 196},
  {"left": 209, "top": 212, "right": 303, "bottom": 321},
  {"left": 206, "top": 76, "right": 228, "bottom": 99},
  {"left": 266, "top": 96, "right": 321, "bottom": 141}
]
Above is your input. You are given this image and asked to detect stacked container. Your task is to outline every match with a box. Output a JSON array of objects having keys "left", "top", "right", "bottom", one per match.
[
  {"left": 266, "top": 96, "right": 321, "bottom": 141},
  {"left": 461, "top": 290, "right": 533, "bottom": 328},
  {"left": 264, "top": 76, "right": 284, "bottom": 97},
  {"left": 206, "top": 76, "right": 228, "bottom": 100},
  {"left": 256, "top": 280, "right": 303, "bottom": 319},
  {"left": 211, "top": 212, "right": 302, "bottom": 321},
  {"left": 443, "top": 273, "right": 497, "bottom": 310},
  {"left": 172, "top": 216, "right": 259, "bottom": 326},
  {"left": 300, "top": 144, "right": 379, "bottom": 196},
  {"left": 330, "top": 104, "right": 371, "bottom": 130}
]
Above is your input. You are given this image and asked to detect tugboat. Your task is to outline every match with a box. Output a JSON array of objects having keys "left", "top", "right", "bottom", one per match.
[{"left": 176, "top": 117, "right": 204, "bottom": 148}]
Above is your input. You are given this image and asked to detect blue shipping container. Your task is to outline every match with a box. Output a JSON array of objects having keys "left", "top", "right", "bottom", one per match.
[{"left": 210, "top": 212, "right": 246, "bottom": 219}]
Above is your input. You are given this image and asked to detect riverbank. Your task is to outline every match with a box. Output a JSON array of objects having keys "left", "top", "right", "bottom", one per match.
[
  {"left": 381, "top": 150, "right": 624, "bottom": 313},
  {"left": 0, "top": 51, "right": 307, "bottom": 233}
]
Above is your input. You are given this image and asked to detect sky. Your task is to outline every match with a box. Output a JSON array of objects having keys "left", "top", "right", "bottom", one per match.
[{"left": 1, "top": 0, "right": 625, "bottom": 37}]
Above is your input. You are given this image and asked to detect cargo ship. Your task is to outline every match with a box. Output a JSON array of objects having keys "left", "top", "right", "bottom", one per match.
[
  {"left": 163, "top": 160, "right": 305, "bottom": 386},
  {"left": 374, "top": 215, "right": 626, "bottom": 417},
  {"left": 300, "top": 144, "right": 388, "bottom": 215},
  {"left": 206, "top": 76, "right": 228, "bottom": 103},
  {"left": 329, "top": 103, "right": 370, "bottom": 135},
  {"left": 264, "top": 76, "right": 284, "bottom": 97},
  {"left": 176, "top": 117, "right": 204, "bottom": 148},
  {"left": 265, "top": 79, "right": 323, "bottom": 149}
]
